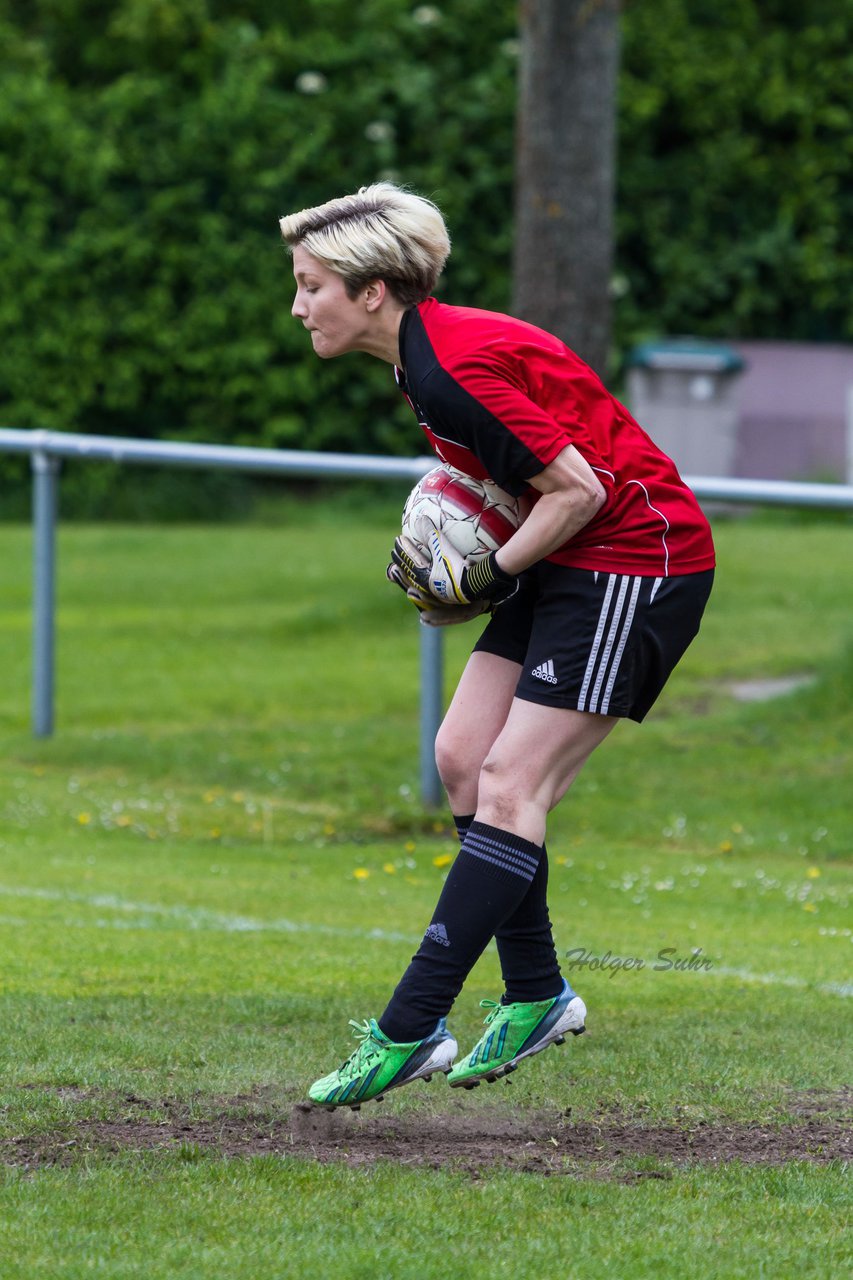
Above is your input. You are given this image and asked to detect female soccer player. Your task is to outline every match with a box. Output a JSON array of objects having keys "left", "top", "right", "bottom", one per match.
[{"left": 280, "top": 184, "right": 715, "bottom": 1107}]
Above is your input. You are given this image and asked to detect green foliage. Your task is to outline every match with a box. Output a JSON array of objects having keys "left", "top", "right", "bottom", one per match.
[
  {"left": 618, "top": 0, "right": 853, "bottom": 345},
  {"left": 0, "top": 1, "right": 517, "bottom": 463},
  {"left": 0, "top": 0, "right": 850, "bottom": 514}
]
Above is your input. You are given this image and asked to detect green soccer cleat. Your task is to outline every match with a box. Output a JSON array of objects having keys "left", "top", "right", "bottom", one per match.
[
  {"left": 308, "top": 1017, "right": 458, "bottom": 1109},
  {"left": 447, "top": 979, "right": 586, "bottom": 1089}
]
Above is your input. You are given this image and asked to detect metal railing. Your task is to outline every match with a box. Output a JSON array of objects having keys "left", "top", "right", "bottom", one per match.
[{"left": 2, "top": 426, "right": 853, "bottom": 806}]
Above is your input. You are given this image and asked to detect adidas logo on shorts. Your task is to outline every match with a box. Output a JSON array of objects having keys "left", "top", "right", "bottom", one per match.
[{"left": 531, "top": 658, "right": 558, "bottom": 685}]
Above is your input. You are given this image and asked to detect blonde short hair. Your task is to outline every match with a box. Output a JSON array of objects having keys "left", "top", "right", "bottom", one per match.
[{"left": 279, "top": 183, "right": 451, "bottom": 307}]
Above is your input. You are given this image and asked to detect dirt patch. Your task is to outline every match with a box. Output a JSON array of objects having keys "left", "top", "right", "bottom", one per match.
[{"left": 3, "top": 1088, "right": 850, "bottom": 1177}]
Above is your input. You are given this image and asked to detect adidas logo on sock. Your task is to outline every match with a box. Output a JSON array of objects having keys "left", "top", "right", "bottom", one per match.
[
  {"left": 531, "top": 658, "right": 558, "bottom": 685},
  {"left": 425, "top": 922, "right": 450, "bottom": 947}
]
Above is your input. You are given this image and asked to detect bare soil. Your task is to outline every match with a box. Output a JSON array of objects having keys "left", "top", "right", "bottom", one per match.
[{"left": 3, "top": 1087, "right": 850, "bottom": 1178}]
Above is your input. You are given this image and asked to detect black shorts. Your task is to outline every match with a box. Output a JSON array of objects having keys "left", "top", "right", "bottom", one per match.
[{"left": 473, "top": 563, "right": 714, "bottom": 722}]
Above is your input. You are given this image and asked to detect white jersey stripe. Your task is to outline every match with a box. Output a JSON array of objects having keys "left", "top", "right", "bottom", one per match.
[
  {"left": 625, "top": 480, "right": 671, "bottom": 576},
  {"left": 577, "top": 573, "right": 616, "bottom": 711},
  {"left": 601, "top": 576, "right": 642, "bottom": 715},
  {"left": 588, "top": 574, "right": 630, "bottom": 713}
]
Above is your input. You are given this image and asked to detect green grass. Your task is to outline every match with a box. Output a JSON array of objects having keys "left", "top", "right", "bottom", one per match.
[
  {"left": 1, "top": 1157, "right": 849, "bottom": 1280},
  {"left": 0, "top": 506, "right": 851, "bottom": 1278}
]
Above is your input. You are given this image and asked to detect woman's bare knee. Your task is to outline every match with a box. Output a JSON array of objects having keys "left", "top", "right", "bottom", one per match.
[
  {"left": 434, "top": 725, "right": 480, "bottom": 796},
  {"left": 434, "top": 651, "right": 519, "bottom": 801},
  {"left": 476, "top": 754, "right": 530, "bottom": 830}
]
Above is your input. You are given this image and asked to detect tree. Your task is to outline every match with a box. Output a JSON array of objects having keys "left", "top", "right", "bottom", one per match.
[{"left": 512, "top": 0, "right": 621, "bottom": 375}]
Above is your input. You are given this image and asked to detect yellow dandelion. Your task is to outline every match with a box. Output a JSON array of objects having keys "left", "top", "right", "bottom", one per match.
[
  {"left": 382, "top": 863, "right": 397, "bottom": 875},
  {"left": 719, "top": 840, "right": 733, "bottom": 854},
  {"left": 323, "top": 823, "right": 336, "bottom": 836},
  {"left": 404, "top": 841, "right": 416, "bottom": 853},
  {"left": 231, "top": 791, "right": 245, "bottom": 804},
  {"left": 556, "top": 855, "right": 568, "bottom": 865},
  {"left": 115, "top": 815, "right": 131, "bottom": 828},
  {"left": 803, "top": 902, "right": 818, "bottom": 913},
  {"left": 432, "top": 821, "right": 446, "bottom": 833},
  {"left": 209, "top": 828, "right": 221, "bottom": 839},
  {"left": 806, "top": 867, "right": 821, "bottom": 879},
  {"left": 432, "top": 854, "right": 453, "bottom": 869},
  {"left": 77, "top": 813, "right": 91, "bottom": 826},
  {"left": 353, "top": 867, "right": 370, "bottom": 881},
  {"left": 731, "top": 823, "right": 744, "bottom": 834}
]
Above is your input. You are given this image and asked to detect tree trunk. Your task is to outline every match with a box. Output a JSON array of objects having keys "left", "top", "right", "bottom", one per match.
[{"left": 512, "top": 0, "right": 621, "bottom": 376}]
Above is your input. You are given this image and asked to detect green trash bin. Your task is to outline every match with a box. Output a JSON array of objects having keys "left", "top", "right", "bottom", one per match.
[{"left": 626, "top": 339, "right": 746, "bottom": 477}]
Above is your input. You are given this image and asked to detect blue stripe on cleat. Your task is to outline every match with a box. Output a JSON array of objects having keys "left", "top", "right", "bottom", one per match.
[
  {"left": 353, "top": 1065, "right": 381, "bottom": 1100},
  {"left": 338, "top": 1078, "right": 361, "bottom": 1102}
]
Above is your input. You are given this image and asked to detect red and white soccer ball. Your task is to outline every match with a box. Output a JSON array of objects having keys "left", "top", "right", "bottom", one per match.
[{"left": 401, "top": 464, "right": 526, "bottom": 559}]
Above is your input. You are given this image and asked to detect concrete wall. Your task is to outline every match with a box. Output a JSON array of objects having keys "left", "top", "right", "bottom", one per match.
[
  {"left": 627, "top": 340, "right": 853, "bottom": 482},
  {"left": 730, "top": 341, "right": 853, "bottom": 482}
]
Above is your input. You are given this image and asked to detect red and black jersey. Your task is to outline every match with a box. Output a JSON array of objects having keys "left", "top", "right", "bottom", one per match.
[{"left": 396, "top": 299, "right": 715, "bottom": 576}]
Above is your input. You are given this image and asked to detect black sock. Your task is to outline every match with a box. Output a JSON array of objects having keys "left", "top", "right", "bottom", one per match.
[
  {"left": 495, "top": 849, "right": 563, "bottom": 1003},
  {"left": 455, "top": 812, "right": 561, "bottom": 1005},
  {"left": 453, "top": 813, "right": 475, "bottom": 843},
  {"left": 378, "top": 821, "right": 544, "bottom": 1042}
]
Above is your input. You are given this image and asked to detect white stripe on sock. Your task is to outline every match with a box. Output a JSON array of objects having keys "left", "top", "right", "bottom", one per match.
[
  {"left": 466, "top": 847, "right": 536, "bottom": 881},
  {"left": 465, "top": 830, "right": 539, "bottom": 872}
]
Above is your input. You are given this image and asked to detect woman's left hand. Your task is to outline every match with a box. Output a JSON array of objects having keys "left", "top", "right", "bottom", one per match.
[
  {"left": 386, "top": 542, "right": 490, "bottom": 624},
  {"left": 391, "top": 522, "right": 518, "bottom": 607}
]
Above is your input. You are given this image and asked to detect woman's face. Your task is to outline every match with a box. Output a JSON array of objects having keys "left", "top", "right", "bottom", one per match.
[{"left": 291, "top": 246, "right": 370, "bottom": 360}]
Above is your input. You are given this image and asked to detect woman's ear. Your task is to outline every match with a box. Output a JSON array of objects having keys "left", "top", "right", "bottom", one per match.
[{"left": 364, "top": 279, "right": 387, "bottom": 312}]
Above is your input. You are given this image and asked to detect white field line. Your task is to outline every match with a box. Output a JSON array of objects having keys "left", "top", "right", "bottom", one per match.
[
  {"left": 1, "top": 884, "right": 851, "bottom": 998},
  {"left": 0, "top": 884, "right": 418, "bottom": 945},
  {"left": 712, "top": 965, "right": 853, "bottom": 1000}
]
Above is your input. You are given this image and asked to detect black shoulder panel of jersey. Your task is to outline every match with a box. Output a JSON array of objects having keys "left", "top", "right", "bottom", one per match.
[
  {"left": 399, "top": 307, "right": 544, "bottom": 496},
  {"left": 419, "top": 366, "right": 543, "bottom": 496}
]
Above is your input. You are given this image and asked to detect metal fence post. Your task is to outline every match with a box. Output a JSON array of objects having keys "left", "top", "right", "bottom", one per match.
[
  {"left": 32, "top": 448, "right": 60, "bottom": 737},
  {"left": 419, "top": 621, "right": 444, "bottom": 809}
]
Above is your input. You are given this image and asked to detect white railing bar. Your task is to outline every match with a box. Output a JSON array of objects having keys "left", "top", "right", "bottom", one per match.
[
  {"left": 0, "top": 427, "right": 435, "bottom": 482},
  {"left": 2, "top": 427, "right": 853, "bottom": 810}
]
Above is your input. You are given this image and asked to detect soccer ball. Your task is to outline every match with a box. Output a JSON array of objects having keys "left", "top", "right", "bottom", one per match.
[{"left": 401, "top": 464, "right": 526, "bottom": 559}]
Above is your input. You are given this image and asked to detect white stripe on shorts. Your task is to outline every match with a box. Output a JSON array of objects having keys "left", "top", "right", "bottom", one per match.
[
  {"left": 601, "top": 576, "right": 642, "bottom": 714},
  {"left": 577, "top": 574, "right": 616, "bottom": 711},
  {"left": 578, "top": 574, "right": 643, "bottom": 715}
]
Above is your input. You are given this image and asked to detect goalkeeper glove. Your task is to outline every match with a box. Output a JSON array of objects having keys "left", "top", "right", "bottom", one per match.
[
  {"left": 386, "top": 540, "right": 490, "bottom": 626},
  {"left": 391, "top": 520, "right": 518, "bottom": 607}
]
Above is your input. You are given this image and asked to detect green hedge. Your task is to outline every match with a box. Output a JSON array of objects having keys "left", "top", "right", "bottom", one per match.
[
  {"left": 0, "top": 0, "right": 850, "bottom": 515},
  {"left": 618, "top": 0, "right": 853, "bottom": 347}
]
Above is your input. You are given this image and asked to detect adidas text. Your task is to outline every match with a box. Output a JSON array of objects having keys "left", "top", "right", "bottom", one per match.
[
  {"left": 531, "top": 658, "right": 558, "bottom": 685},
  {"left": 425, "top": 922, "right": 450, "bottom": 947}
]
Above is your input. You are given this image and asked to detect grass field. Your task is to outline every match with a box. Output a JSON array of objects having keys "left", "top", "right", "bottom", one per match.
[{"left": 0, "top": 500, "right": 850, "bottom": 1278}]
